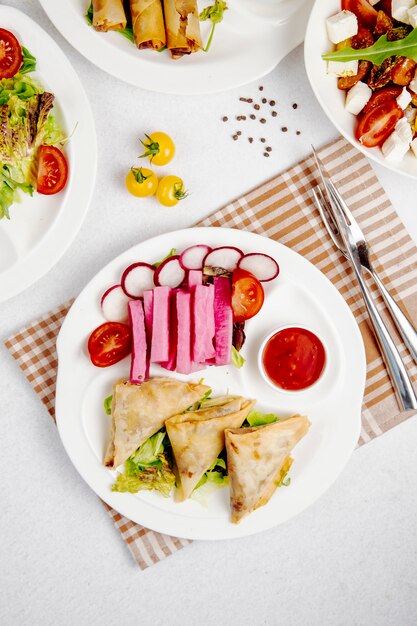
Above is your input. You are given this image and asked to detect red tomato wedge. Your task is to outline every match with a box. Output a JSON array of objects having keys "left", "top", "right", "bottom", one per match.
[
  {"left": 361, "top": 86, "right": 403, "bottom": 116},
  {"left": 88, "top": 322, "right": 132, "bottom": 368},
  {"left": 36, "top": 145, "right": 69, "bottom": 195},
  {"left": 0, "top": 28, "right": 22, "bottom": 79},
  {"left": 355, "top": 100, "right": 403, "bottom": 148},
  {"left": 342, "top": 0, "right": 378, "bottom": 29},
  {"left": 231, "top": 268, "right": 264, "bottom": 323}
]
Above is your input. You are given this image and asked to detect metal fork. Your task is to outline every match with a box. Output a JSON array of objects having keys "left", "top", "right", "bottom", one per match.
[{"left": 312, "top": 148, "right": 417, "bottom": 411}]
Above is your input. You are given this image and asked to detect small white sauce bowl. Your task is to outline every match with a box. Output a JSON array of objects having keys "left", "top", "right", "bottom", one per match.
[{"left": 258, "top": 325, "right": 328, "bottom": 394}]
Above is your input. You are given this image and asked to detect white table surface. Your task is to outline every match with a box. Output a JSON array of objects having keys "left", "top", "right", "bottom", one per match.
[{"left": 2, "top": 2, "right": 417, "bottom": 625}]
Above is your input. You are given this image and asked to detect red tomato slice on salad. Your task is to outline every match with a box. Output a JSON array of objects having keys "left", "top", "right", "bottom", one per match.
[
  {"left": 0, "top": 28, "right": 22, "bottom": 79},
  {"left": 361, "top": 86, "right": 403, "bottom": 116},
  {"left": 342, "top": 0, "right": 378, "bottom": 30},
  {"left": 36, "top": 145, "right": 69, "bottom": 195},
  {"left": 231, "top": 268, "right": 264, "bottom": 323},
  {"left": 355, "top": 100, "right": 403, "bottom": 148},
  {"left": 88, "top": 322, "right": 132, "bottom": 368}
]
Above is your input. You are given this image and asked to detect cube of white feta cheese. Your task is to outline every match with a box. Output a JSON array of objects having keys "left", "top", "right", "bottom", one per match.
[
  {"left": 392, "top": 0, "right": 415, "bottom": 24},
  {"left": 382, "top": 130, "right": 410, "bottom": 160},
  {"left": 408, "top": 5, "right": 417, "bottom": 26},
  {"left": 327, "top": 60, "right": 359, "bottom": 77},
  {"left": 395, "top": 117, "right": 413, "bottom": 143},
  {"left": 345, "top": 81, "right": 372, "bottom": 115},
  {"left": 369, "top": 0, "right": 379, "bottom": 4},
  {"left": 397, "top": 87, "right": 412, "bottom": 109},
  {"left": 326, "top": 11, "right": 358, "bottom": 44},
  {"left": 409, "top": 70, "right": 417, "bottom": 94},
  {"left": 410, "top": 137, "right": 417, "bottom": 157}
]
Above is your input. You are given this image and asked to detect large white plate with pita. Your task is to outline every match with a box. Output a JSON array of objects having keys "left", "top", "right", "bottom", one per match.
[
  {"left": 55, "top": 227, "right": 366, "bottom": 540},
  {"left": 38, "top": 0, "right": 314, "bottom": 95}
]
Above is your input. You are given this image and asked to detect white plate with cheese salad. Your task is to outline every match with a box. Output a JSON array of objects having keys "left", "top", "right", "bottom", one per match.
[
  {"left": 305, "top": 0, "right": 417, "bottom": 178},
  {"left": 55, "top": 227, "right": 366, "bottom": 540}
]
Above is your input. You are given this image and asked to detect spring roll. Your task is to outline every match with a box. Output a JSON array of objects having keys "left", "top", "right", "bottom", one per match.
[
  {"left": 92, "top": 0, "right": 127, "bottom": 31},
  {"left": 130, "top": 0, "right": 166, "bottom": 50},
  {"left": 163, "top": 0, "right": 202, "bottom": 59}
]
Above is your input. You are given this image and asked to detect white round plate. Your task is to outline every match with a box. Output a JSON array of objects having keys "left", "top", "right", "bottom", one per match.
[
  {"left": 0, "top": 7, "right": 97, "bottom": 302},
  {"left": 38, "top": 0, "right": 313, "bottom": 95},
  {"left": 56, "top": 227, "right": 366, "bottom": 540},
  {"left": 305, "top": 0, "right": 417, "bottom": 180}
]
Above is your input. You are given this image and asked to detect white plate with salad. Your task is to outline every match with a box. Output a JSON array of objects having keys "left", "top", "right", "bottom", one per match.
[
  {"left": 55, "top": 227, "right": 366, "bottom": 540},
  {"left": 37, "top": 0, "right": 313, "bottom": 95},
  {"left": 305, "top": 0, "right": 417, "bottom": 179},
  {"left": 0, "top": 7, "right": 97, "bottom": 302}
]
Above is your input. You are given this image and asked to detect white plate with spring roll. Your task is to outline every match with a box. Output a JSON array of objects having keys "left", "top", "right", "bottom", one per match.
[
  {"left": 38, "top": 0, "right": 314, "bottom": 95},
  {"left": 55, "top": 227, "right": 366, "bottom": 540}
]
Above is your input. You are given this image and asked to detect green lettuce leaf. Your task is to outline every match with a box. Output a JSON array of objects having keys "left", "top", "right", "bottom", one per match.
[
  {"left": 154, "top": 248, "right": 177, "bottom": 268},
  {"left": 85, "top": 2, "right": 134, "bottom": 42},
  {"left": 322, "top": 28, "right": 417, "bottom": 65},
  {"left": 246, "top": 410, "right": 279, "bottom": 427},
  {"left": 0, "top": 166, "right": 33, "bottom": 220},
  {"left": 42, "top": 114, "right": 66, "bottom": 146},
  {"left": 103, "top": 395, "right": 113, "bottom": 415},
  {"left": 199, "top": 0, "right": 228, "bottom": 52},
  {"left": 231, "top": 345, "right": 245, "bottom": 369},
  {"left": 185, "top": 389, "right": 212, "bottom": 412},
  {"left": 191, "top": 457, "right": 229, "bottom": 506},
  {"left": 20, "top": 47, "right": 37, "bottom": 74}
]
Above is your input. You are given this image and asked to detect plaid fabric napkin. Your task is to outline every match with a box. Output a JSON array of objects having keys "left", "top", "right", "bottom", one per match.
[{"left": 5, "top": 136, "right": 417, "bottom": 570}]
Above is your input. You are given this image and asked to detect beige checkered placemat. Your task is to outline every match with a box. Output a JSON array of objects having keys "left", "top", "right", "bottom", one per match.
[{"left": 5, "top": 136, "right": 417, "bottom": 570}]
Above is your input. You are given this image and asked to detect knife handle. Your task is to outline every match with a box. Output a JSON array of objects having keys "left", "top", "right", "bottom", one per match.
[
  {"left": 355, "top": 268, "right": 417, "bottom": 411},
  {"left": 369, "top": 269, "right": 417, "bottom": 366}
]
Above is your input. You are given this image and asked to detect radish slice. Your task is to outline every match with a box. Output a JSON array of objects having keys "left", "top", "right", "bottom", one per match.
[
  {"left": 179, "top": 245, "right": 212, "bottom": 270},
  {"left": 121, "top": 263, "right": 155, "bottom": 298},
  {"left": 154, "top": 256, "right": 186, "bottom": 288},
  {"left": 238, "top": 253, "right": 280, "bottom": 282},
  {"left": 101, "top": 285, "right": 132, "bottom": 323},
  {"left": 203, "top": 247, "right": 243, "bottom": 272}
]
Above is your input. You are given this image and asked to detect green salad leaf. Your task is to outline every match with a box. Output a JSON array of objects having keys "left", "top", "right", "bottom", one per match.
[
  {"left": 0, "top": 166, "right": 33, "bottom": 220},
  {"left": 42, "top": 114, "right": 66, "bottom": 146},
  {"left": 246, "top": 410, "right": 279, "bottom": 427},
  {"left": 191, "top": 457, "right": 229, "bottom": 506},
  {"left": 322, "top": 28, "right": 417, "bottom": 65},
  {"left": 199, "top": 0, "right": 228, "bottom": 52},
  {"left": 85, "top": 2, "right": 134, "bottom": 42},
  {"left": 103, "top": 395, "right": 113, "bottom": 415},
  {"left": 231, "top": 345, "right": 245, "bottom": 369},
  {"left": 20, "top": 47, "right": 37, "bottom": 74},
  {"left": 154, "top": 248, "right": 177, "bottom": 268},
  {"left": 112, "top": 431, "right": 175, "bottom": 496},
  {"left": 186, "top": 389, "right": 212, "bottom": 412},
  {"left": 85, "top": 2, "right": 93, "bottom": 25}
]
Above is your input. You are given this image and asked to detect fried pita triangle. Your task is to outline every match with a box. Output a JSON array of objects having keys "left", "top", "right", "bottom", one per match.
[
  {"left": 225, "top": 415, "right": 310, "bottom": 523},
  {"left": 166, "top": 398, "right": 256, "bottom": 501},
  {"left": 104, "top": 377, "right": 210, "bottom": 468}
]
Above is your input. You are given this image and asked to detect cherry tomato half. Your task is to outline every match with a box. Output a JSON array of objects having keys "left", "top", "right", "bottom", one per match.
[
  {"left": 36, "top": 145, "right": 69, "bottom": 195},
  {"left": 342, "top": 0, "right": 377, "bottom": 30},
  {"left": 0, "top": 28, "right": 22, "bottom": 79},
  {"left": 231, "top": 268, "right": 264, "bottom": 323},
  {"left": 126, "top": 167, "right": 158, "bottom": 197},
  {"left": 355, "top": 100, "right": 403, "bottom": 148},
  {"left": 361, "top": 86, "right": 403, "bottom": 117},
  {"left": 140, "top": 132, "right": 175, "bottom": 166},
  {"left": 88, "top": 322, "right": 132, "bottom": 368}
]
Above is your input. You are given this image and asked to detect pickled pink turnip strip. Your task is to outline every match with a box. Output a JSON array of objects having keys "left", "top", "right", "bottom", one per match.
[
  {"left": 143, "top": 290, "right": 154, "bottom": 345},
  {"left": 175, "top": 291, "right": 193, "bottom": 374},
  {"left": 150, "top": 286, "right": 171, "bottom": 362},
  {"left": 192, "top": 284, "right": 215, "bottom": 363},
  {"left": 160, "top": 289, "right": 179, "bottom": 371},
  {"left": 128, "top": 300, "right": 149, "bottom": 384},
  {"left": 213, "top": 277, "right": 233, "bottom": 365},
  {"left": 187, "top": 269, "right": 203, "bottom": 290}
]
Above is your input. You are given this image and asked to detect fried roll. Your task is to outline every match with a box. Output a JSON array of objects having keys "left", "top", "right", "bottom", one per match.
[
  {"left": 163, "top": 0, "right": 202, "bottom": 59},
  {"left": 129, "top": 0, "right": 166, "bottom": 50},
  {"left": 92, "top": 0, "right": 127, "bottom": 32}
]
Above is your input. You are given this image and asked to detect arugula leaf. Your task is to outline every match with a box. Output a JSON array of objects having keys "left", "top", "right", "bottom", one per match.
[
  {"left": 322, "top": 28, "right": 417, "bottom": 66},
  {"left": 103, "top": 395, "right": 113, "bottom": 415},
  {"left": 199, "top": 0, "right": 228, "bottom": 52},
  {"left": 246, "top": 410, "right": 279, "bottom": 427},
  {"left": 231, "top": 345, "right": 245, "bottom": 369},
  {"left": 20, "top": 47, "right": 36, "bottom": 74},
  {"left": 154, "top": 248, "right": 177, "bottom": 268}
]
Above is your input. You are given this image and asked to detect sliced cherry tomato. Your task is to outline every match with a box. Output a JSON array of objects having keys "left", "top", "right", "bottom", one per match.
[
  {"left": 0, "top": 28, "right": 22, "bottom": 79},
  {"left": 338, "top": 60, "right": 371, "bottom": 90},
  {"left": 355, "top": 100, "right": 403, "bottom": 147},
  {"left": 231, "top": 268, "right": 264, "bottom": 323},
  {"left": 36, "top": 145, "right": 68, "bottom": 195},
  {"left": 361, "top": 85, "right": 403, "bottom": 116},
  {"left": 392, "top": 57, "right": 417, "bottom": 86},
  {"left": 88, "top": 322, "right": 132, "bottom": 368},
  {"left": 351, "top": 26, "right": 374, "bottom": 50},
  {"left": 342, "top": 0, "right": 378, "bottom": 29}
]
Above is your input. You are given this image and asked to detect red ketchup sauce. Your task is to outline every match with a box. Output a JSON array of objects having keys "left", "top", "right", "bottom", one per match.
[{"left": 262, "top": 327, "right": 326, "bottom": 391}]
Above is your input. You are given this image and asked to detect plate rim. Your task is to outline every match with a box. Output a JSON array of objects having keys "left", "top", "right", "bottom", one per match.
[
  {"left": 0, "top": 5, "right": 98, "bottom": 302},
  {"left": 55, "top": 226, "right": 367, "bottom": 540}
]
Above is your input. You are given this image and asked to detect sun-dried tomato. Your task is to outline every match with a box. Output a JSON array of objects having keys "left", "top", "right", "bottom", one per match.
[
  {"left": 392, "top": 56, "right": 417, "bottom": 86},
  {"left": 367, "top": 58, "right": 396, "bottom": 90},
  {"left": 351, "top": 26, "right": 375, "bottom": 49},
  {"left": 374, "top": 10, "right": 393, "bottom": 36},
  {"left": 338, "top": 60, "right": 372, "bottom": 90},
  {"left": 387, "top": 25, "right": 412, "bottom": 41}
]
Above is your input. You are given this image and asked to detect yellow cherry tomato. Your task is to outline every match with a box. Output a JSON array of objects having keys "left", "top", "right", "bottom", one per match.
[
  {"left": 156, "top": 175, "right": 188, "bottom": 207},
  {"left": 139, "top": 132, "right": 176, "bottom": 166},
  {"left": 126, "top": 167, "right": 158, "bottom": 197}
]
